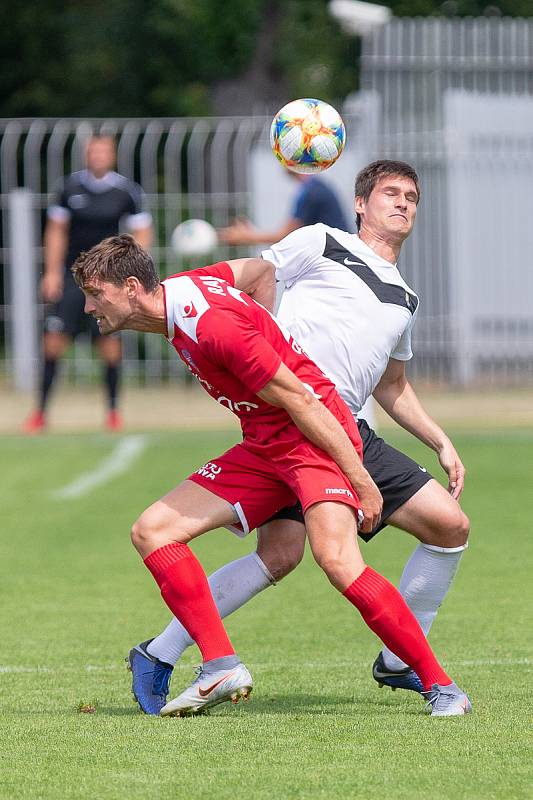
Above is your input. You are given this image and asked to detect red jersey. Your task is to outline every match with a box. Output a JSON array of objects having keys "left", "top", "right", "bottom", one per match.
[{"left": 163, "top": 263, "right": 362, "bottom": 459}]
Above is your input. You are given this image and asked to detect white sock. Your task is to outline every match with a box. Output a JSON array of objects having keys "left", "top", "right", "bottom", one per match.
[
  {"left": 147, "top": 551, "right": 275, "bottom": 666},
  {"left": 381, "top": 542, "right": 467, "bottom": 672}
]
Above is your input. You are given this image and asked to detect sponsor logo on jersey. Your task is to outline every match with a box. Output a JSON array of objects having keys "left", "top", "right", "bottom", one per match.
[
  {"left": 183, "top": 302, "right": 198, "bottom": 318},
  {"left": 325, "top": 487, "right": 353, "bottom": 498},
  {"left": 418, "top": 465, "right": 427, "bottom": 472},
  {"left": 197, "top": 461, "right": 222, "bottom": 480},
  {"left": 343, "top": 257, "right": 362, "bottom": 266}
]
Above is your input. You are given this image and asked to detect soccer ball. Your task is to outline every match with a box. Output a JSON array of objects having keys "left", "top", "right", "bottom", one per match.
[
  {"left": 170, "top": 219, "right": 218, "bottom": 257},
  {"left": 270, "top": 98, "right": 346, "bottom": 174}
]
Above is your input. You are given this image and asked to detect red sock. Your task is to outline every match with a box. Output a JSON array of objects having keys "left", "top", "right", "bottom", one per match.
[
  {"left": 144, "top": 542, "right": 235, "bottom": 662},
  {"left": 343, "top": 566, "right": 451, "bottom": 691}
]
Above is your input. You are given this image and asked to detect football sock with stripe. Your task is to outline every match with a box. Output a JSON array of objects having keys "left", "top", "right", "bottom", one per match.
[
  {"left": 343, "top": 566, "right": 452, "bottom": 691},
  {"left": 147, "top": 552, "right": 275, "bottom": 665},
  {"left": 381, "top": 543, "right": 467, "bottom": 672},
  {"left": 144, "top": 542, "right": 235, "bottom": 663}
]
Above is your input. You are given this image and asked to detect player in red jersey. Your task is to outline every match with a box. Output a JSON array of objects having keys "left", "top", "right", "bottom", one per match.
[{"left": 72, "top": 234, "right": 471, "bottom": 717}]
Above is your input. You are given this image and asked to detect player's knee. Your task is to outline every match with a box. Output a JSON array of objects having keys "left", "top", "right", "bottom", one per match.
[
  {"left": 131, "top": 508, "right": 183, "bottom": 554},
  {"left": 131, "top": 514, "right": 151, "bottom": 553},
  {"left": 311, "top": 543, "right": 345, "bottom": 583},
  {"left": 267, "top": 547, "right": 303, "bottom": 581},
  {"left": 431, "top": 506, "right": 470, "bottom": 548},
  {"left": 257, "top": 540, "right": 303, "bottom": 581}
]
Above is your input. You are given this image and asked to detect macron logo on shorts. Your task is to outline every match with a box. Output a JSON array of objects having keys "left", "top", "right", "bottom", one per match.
[
  {"left": 325, "top": 488, "right": 353, "bottom": 498},
  {"left": 197, "top": 462, "right": 222, "bottom": 480}
]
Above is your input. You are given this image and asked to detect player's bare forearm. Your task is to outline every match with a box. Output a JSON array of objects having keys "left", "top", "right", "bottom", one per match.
[
  {"left": 258, "top": 364, "right": 383, "bottom": 529},
  {"left": 42, "top": 219, "right": 69, "bottom": 301},
  {"left": 218, "top": 218, "right": 300, "bottom": 247},
  {"left": 373, "top": 360, "right": 465, "bottom": 497},
  {"left": 131, "top": 225, "right": 153, "bottom": 250},
  {"left": 43, "top": 219, "right": 68, "bottom": 277},
  {"left": 375, "top": 376, "right": 446, "bottom": 450},
  {"left": 227, "top": 258, "right": 276, "bottom": 312}
]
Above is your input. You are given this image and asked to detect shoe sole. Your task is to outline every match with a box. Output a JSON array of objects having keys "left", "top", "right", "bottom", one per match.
[
  {"left": 161, "top": 685, "right": 253, "bottom": 718},
  {"left": 373, "top": 669, "right": 424, "bottom": 694}
]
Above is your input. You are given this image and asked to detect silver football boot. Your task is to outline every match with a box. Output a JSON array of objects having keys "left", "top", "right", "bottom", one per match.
[
  {"left": 422, "top": 682, "right": 472, "bottom": 717},
  {"left": 160, "top": 663, "right": 253, "bottom": 717}
]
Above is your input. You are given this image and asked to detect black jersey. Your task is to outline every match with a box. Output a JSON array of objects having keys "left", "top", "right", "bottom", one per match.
[{"left": 48, "top": 170, "right": 150, "bottom": 270}]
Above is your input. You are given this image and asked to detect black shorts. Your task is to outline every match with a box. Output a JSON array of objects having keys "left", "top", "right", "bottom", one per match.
[
  {"left": 265, "top": 417, "right": 433, "bottom": 542},
  {"left": 44, "top": 273, "right": 101, "bottom": 339}
]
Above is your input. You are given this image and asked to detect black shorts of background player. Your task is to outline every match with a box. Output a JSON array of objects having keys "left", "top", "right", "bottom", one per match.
[{"left": 24, "top": 135, "right": 153, "bottom": 433}]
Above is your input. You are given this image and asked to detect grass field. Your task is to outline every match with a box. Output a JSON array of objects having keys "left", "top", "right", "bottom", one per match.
[{"left": 1, "top": 428, "right": 531, "bottom": 799}]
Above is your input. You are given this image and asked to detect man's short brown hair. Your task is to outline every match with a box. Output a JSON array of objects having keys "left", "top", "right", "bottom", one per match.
[
  {"left": 72, "top": 234, "right": 159, "bottom": 292},
  {"left": 355, "top": 160, "right": 420, "bottom": 231}
]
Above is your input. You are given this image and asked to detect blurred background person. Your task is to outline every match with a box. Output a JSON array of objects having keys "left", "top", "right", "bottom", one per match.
[
  {"left": 218, "top": 172, "right": 349, "bottom": 246},
  {"left": 23, "top": 135, "right": 153, "bottom": 433}
]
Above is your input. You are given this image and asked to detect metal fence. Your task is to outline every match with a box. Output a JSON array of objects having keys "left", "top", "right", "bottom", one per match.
[
  {"left": 2, "top": 16, "right": 533, "bottom": 390},
  {"left": 358, "top": 16, "right": 533, "bottom": 385},
  {"left": 0, "top": 116, "right": 268, "bottom": 386}
]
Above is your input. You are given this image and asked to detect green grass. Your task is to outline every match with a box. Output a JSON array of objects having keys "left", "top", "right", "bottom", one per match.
[{"left": 0, "top": 429, "right": 531, "bottom": 799}]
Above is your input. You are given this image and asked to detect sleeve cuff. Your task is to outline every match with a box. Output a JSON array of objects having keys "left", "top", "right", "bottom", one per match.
[
  {"left": 47, "top": 205, "right": 71, "bottom": 222},
  {"left": 126, "top": 211, "right": 153, "bottom": 230},
  {"left": 246, "top": 354, "right": 282, "bottom": 395}
]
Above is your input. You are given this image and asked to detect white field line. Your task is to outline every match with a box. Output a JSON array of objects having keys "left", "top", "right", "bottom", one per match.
[
  {"left": 0, "top": 658, "right": 530, "bottom": 674},
  {"left": 50, "top": 435, "right": 148, "bottom": 500}
]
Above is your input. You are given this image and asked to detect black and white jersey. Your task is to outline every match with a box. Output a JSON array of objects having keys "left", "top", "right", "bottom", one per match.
[
  {"left": 47, "top": 170, "right": 152, "bottom": 270},
  {"left": 262, "top": 224, "right": 419, "bottom": 416}
]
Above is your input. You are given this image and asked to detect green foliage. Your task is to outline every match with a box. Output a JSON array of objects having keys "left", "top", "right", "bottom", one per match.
[
  {"left": 0, "top": 0, "right": 531, "bottom": 118},
  {"left": 0, "top": 0, "right": 263, "bottom": 117},
  {"left": 275, "top": 0, "right": 361, "bottom": 104}
]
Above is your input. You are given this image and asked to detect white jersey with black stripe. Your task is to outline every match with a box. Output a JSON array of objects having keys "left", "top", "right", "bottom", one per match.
[{"left": 262, "top": 223, "right": 419, "bottom": 417}]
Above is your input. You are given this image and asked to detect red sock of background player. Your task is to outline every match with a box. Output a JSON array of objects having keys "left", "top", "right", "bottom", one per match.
[
  {"left": 144, "top": 542, "right": 236, "bottom": 663},
  {"left": 343, "top": 566, "right": 451, "bottom": 690}
]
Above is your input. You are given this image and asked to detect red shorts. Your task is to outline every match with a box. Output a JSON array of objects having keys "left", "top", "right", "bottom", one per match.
[{"left": 188, "top": 400, "right": 363, "bottom": 536}]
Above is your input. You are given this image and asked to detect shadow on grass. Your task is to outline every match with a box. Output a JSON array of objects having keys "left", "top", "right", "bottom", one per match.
[
  {"left": 230, "top": 692, "right": 423, "bottom": 717},
  {"left": 97, "top": 694, "right": 422, "bottom": 719},
  {"left": 7, "top": 692, "right": 423, "bottom": 720}
]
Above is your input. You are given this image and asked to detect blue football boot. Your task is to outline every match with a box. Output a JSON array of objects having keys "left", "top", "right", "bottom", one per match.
[
  {"left": 372, "top": 652, "right": 424, "bottom": 694},
  {"left": 126, "top": 639, "right": 174, "bottom": 715}
]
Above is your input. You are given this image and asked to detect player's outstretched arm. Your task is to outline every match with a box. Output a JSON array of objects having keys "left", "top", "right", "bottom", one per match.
[
  {"left": 257, "top": 363, "right": 383, "bottom": 532},
  {"left": 218, "top": 217, "right": 301, "bottom": 247},
  {"left": 373, "top": 358, "right": 466, "bottom": 499},
  {"left": 226, "top": 258, "right": 276, "bottom": 312}
]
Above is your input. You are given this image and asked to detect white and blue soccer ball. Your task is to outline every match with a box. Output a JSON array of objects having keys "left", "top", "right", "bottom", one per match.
[
  {"left": 170, "top": 219, "right": 218, "bottom": 257},
  {"left": 270, "top": 98, "right": 346, "bottom": 174}
]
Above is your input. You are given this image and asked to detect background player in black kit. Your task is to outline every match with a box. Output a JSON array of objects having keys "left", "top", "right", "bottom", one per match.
[{"left": 24, "top": 135, "right": 153, "bottom": 433}]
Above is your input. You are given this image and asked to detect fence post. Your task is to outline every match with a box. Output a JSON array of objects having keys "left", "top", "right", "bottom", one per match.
[{"left": 7, "top": 188, "right": 39, "bottom": 391}]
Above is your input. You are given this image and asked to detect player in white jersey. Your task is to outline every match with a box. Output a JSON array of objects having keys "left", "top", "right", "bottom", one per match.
[{"left": 129, "top": 160, "right": 470, "bottom": 713}]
